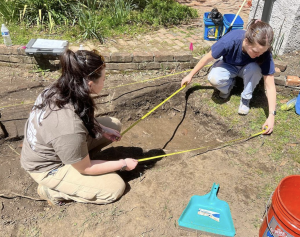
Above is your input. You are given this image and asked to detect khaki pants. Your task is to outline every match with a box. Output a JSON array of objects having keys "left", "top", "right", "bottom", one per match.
[{"left": 29, "top": 117, "right": 126, "bottom": 204}]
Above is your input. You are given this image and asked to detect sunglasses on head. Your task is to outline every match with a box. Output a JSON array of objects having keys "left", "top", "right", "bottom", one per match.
[{"left": 78, "top": 49, "right": 106, "bottom": 77}]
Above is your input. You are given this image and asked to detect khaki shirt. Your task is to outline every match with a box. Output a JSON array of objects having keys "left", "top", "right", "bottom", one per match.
[{"left": 21, "top": 95, "right": 89, "bottom": 172}]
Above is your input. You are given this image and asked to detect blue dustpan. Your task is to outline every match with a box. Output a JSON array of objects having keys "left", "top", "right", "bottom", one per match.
[{"left": 178, "top": 183, "right": 235, "bottom": 236}]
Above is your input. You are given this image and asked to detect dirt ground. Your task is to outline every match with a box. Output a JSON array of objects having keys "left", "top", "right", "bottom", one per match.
[
  {"left": 1, "top": 48, "right": 300, "bottom": 237},
  {"left": 1, "top": 1, "right": 300, "bottom": 237}
]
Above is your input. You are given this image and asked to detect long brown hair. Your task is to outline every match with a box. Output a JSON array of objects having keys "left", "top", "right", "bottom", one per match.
[{"left": 34, "top": 49, "right": 106, "bottom": 138}]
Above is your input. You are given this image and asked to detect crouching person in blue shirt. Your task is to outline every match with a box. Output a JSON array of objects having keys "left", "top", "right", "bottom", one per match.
[{"left": 181, "top": 19, "right": 276, "bottom": 134}]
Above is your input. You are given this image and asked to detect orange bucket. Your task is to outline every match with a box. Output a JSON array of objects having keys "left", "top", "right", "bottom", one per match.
[{"left": 259, "top": 175, "right": 300, "bottom": 236}]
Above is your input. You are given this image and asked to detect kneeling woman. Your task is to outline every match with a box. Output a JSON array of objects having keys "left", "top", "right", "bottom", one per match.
[
  {"left": 181, "top": 19, "right": 276, "bottom": 134},
  {"left": 21, "top": 49, "right": 138, "bottom": 205}
]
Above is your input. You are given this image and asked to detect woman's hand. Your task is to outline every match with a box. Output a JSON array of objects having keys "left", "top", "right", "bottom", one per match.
[
  {"left": 102, "top": 126, "right": 121, "bottom": 142},
  {"left": 262, "top": 115, "right": 275, "bottom": 134},
  {"left": 181, "top": 74, "right": 193, "bottom": 87},
  {"left": 124, "top": 158, "right": 138, "bottom": 171}
]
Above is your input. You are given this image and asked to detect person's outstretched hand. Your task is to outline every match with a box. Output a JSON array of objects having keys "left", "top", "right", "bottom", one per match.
[
  {"left": 262, "top": 116, "right": 274, "bottom": 134},
  {"left": 124, "top": 158, "right": 138, "bottom": 171},
  {"left": 102, "top": 126, "right": 121, "bottom": 142},
  {"left": 181, "top": 74, "right": 193, "bottom": 87}
]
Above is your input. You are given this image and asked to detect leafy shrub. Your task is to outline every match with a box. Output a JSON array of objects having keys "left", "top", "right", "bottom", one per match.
[
  {"left": 141, "top": 0, "right": 198, "bottom": 26},
  {"left": 0, "top": 0, "right": 79, "bottom": 25},
  {"left": 1, "top": 0, "right": 198, "bottom": 43}
]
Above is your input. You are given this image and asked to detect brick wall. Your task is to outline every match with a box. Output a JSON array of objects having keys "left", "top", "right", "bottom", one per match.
[{"left": 0, "top": 45, "right": 198, "bottom": 71}]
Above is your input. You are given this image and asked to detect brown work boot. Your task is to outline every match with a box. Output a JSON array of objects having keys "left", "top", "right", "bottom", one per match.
[{"left": 37, "top": 184, "right": 64, "bottom": 206}]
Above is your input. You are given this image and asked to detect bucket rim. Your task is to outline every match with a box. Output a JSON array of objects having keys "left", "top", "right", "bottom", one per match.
[{"left": 275, "top": 175, "right": 300, "bottom": 225}]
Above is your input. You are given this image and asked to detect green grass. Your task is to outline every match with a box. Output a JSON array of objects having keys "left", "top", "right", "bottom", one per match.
[
  {"left": 8, "top": 23, "right": 82, "bottom": 45},
  {"left": 190, "top": 82, "right": 300, "bottom": 165}
]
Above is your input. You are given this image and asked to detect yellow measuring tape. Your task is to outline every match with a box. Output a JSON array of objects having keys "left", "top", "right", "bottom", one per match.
[
  {"left": 121, "top": 84, "right": 187, "bottom": 136},
  {"left": 0, "top": 67, "right": 202, "bottom": 110},
  {"left": 137, "top": 127, "right": 267, "bottom": 162},
  {"left": 0, "top": 64, "right": 213, "bottom": 110}
]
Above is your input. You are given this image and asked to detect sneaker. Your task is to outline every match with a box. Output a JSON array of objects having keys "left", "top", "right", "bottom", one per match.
[
  {"left": 219, "top": 79, "right": 236, "bottom": 99},
  {"left": 238, "top": 97, "right": 250, "bottom": 115},
  {"left": 37, "top": 184, "right": 63, "bottom": 206}
]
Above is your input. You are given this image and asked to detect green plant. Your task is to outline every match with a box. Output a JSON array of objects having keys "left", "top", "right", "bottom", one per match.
[
  {"left": 141, "top": 0, "right": 198, "bottom": 26},
  {"left": 0, "top": 0, "right": 20, "bottom": 23},
  {"left": 2, "top": 0, "right": 198, "bottom": 43},
  {"left": 108, "top": 0, "right": 135, "bottom": 27},
  {"left": 76, "top": 1, "right": 104, "bottom": 42}
]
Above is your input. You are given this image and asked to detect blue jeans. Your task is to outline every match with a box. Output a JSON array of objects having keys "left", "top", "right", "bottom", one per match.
[{"left": 208, "top": 60, "right": 262, "bottom": 100}]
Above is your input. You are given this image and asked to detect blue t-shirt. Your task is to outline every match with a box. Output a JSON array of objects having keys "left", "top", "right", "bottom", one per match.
[{"left": 211, "top": 29, "right": 275, "bottom": 76}]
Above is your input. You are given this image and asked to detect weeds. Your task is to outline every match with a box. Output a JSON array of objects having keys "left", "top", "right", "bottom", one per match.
[
  {"left": 141, "top": 0, "right": 198, "bottom": 26},
  {"left": 0, "top": 0, "right": 198, "bottom": 44},
  {"left": 193, "top": 46, "right": 211, "bottom": 57}
]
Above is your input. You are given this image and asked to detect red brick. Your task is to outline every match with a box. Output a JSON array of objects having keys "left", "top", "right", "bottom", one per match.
[
  {"left": 174, "top": 40, "right": 185, "bottom": 47},
  {"left": 154, "top": 37, "right": 161, "bottom": 42},
  {"left": 139, "top": 62, "right": 161, "bottom": 70},
  {"left": 22, "top": 56, "right": 33, "bottom": 64},
  {"left": 9, "top": 45, "right": 19, "bottom": 55},
  {"left": 0, "top": 45, "right": 12, "bottom": 54},
  {"left": 163, "top": 39, "right": 174, "bottom": 45},
  {"left": 153, "top": 52, "right": 174, "bottom": 62},
  {"left": 110, "top": 53, "right": 132, "bottom": 63},
  {"left": 187, "top": 37, "right": 196, "bottom": 44},
  {"left": 106, "top": 63, "right": 138, "bottom": 70},
  {"left": 108, "top": 47, "right": 118, "bottom": 53},
  {"left": 174, "top": 51, "right": 193, "bottom": 62},
  {"left": 165, "top": 34, "right": 175, "bottom": 39},
  {"left": 10, "top": 56, "right": 23, "bottom": 63},
  {"left": 161, "top": 62, "right": 178, "bottom": 70},
  {"left": 144, "top": 35, "right": 152, "bottom": 41},
  {"left": 101, "top": 52, "right": 111, "bottom": 63},
  {"left": 178, "top": 62, "right": 195, "bottom": 69},
  {"left": 132, "top": 52, "right": 154, "bottom": 62},
  {"left": 117, "top": 39, "right": 128, "bottom": 46},
  {"left": 0, "top": 61, "right": 12, "bottom": 67},
  {"left": 157, "top": 33, "right": 166, "bottom": 39},
  {"left": 127, "top": 41, "right": 136, "bottom": 46},
  {"left": 17, "top": 46, "right": 26, "bottom": 55},
  {"left": 0, "top": 55, "right": 10, "bottom": 62}
]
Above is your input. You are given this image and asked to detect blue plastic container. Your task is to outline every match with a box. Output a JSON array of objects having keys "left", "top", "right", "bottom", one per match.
[
  {"left": 203, "top": 12, "right": 223, "bottom": 41},
  {"left": 222, "top": 14, "right": 244, "bottom": 35},
  {"left": 296, "top": 92, "right": 300, "bottom": 115}
]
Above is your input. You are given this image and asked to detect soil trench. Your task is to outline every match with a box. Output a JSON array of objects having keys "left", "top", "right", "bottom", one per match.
[{"left": 0, "top": 74, "right": 280, "bottom": 237}]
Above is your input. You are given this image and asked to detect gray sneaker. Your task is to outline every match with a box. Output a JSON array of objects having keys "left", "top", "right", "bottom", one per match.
[
  {"left": 37, "top": 184, "right": 63, "bottom": 206},
  {"left": 219, "top": 79, "right": 236, "bottom": 99},
  {"left": 238, "top": 97, "right": 250, "bottom": 115}
]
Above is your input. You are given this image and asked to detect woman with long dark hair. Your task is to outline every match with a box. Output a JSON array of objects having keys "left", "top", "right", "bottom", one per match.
[
  {"left": 21, "top": 49, "right": 138, "bottom": 205},
  {"left": 181, "top": 19, "right": 276, "bottom": 134}
]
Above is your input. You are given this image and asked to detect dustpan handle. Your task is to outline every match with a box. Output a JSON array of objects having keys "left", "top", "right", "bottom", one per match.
[{"left": 208, "top": 183, "right": 219, "bottom": 202}]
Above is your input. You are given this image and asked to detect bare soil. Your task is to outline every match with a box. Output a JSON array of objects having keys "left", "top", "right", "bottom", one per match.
[
  {"left": 1, "top": 1, "right": 300, "bottom": 235},
  {"left": 1, "top": 49, "right": 300, "bottom": 237}
]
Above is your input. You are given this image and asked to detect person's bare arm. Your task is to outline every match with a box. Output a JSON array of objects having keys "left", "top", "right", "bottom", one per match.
[
  {"left": 262, "top": 74, "right": 276, "bottom": 134},
  {"left": 181, "top": 51, "right": 215, "bottom": 87},
  {"left": 72, "top": 155, "right": 138, "bottom": 175}
]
